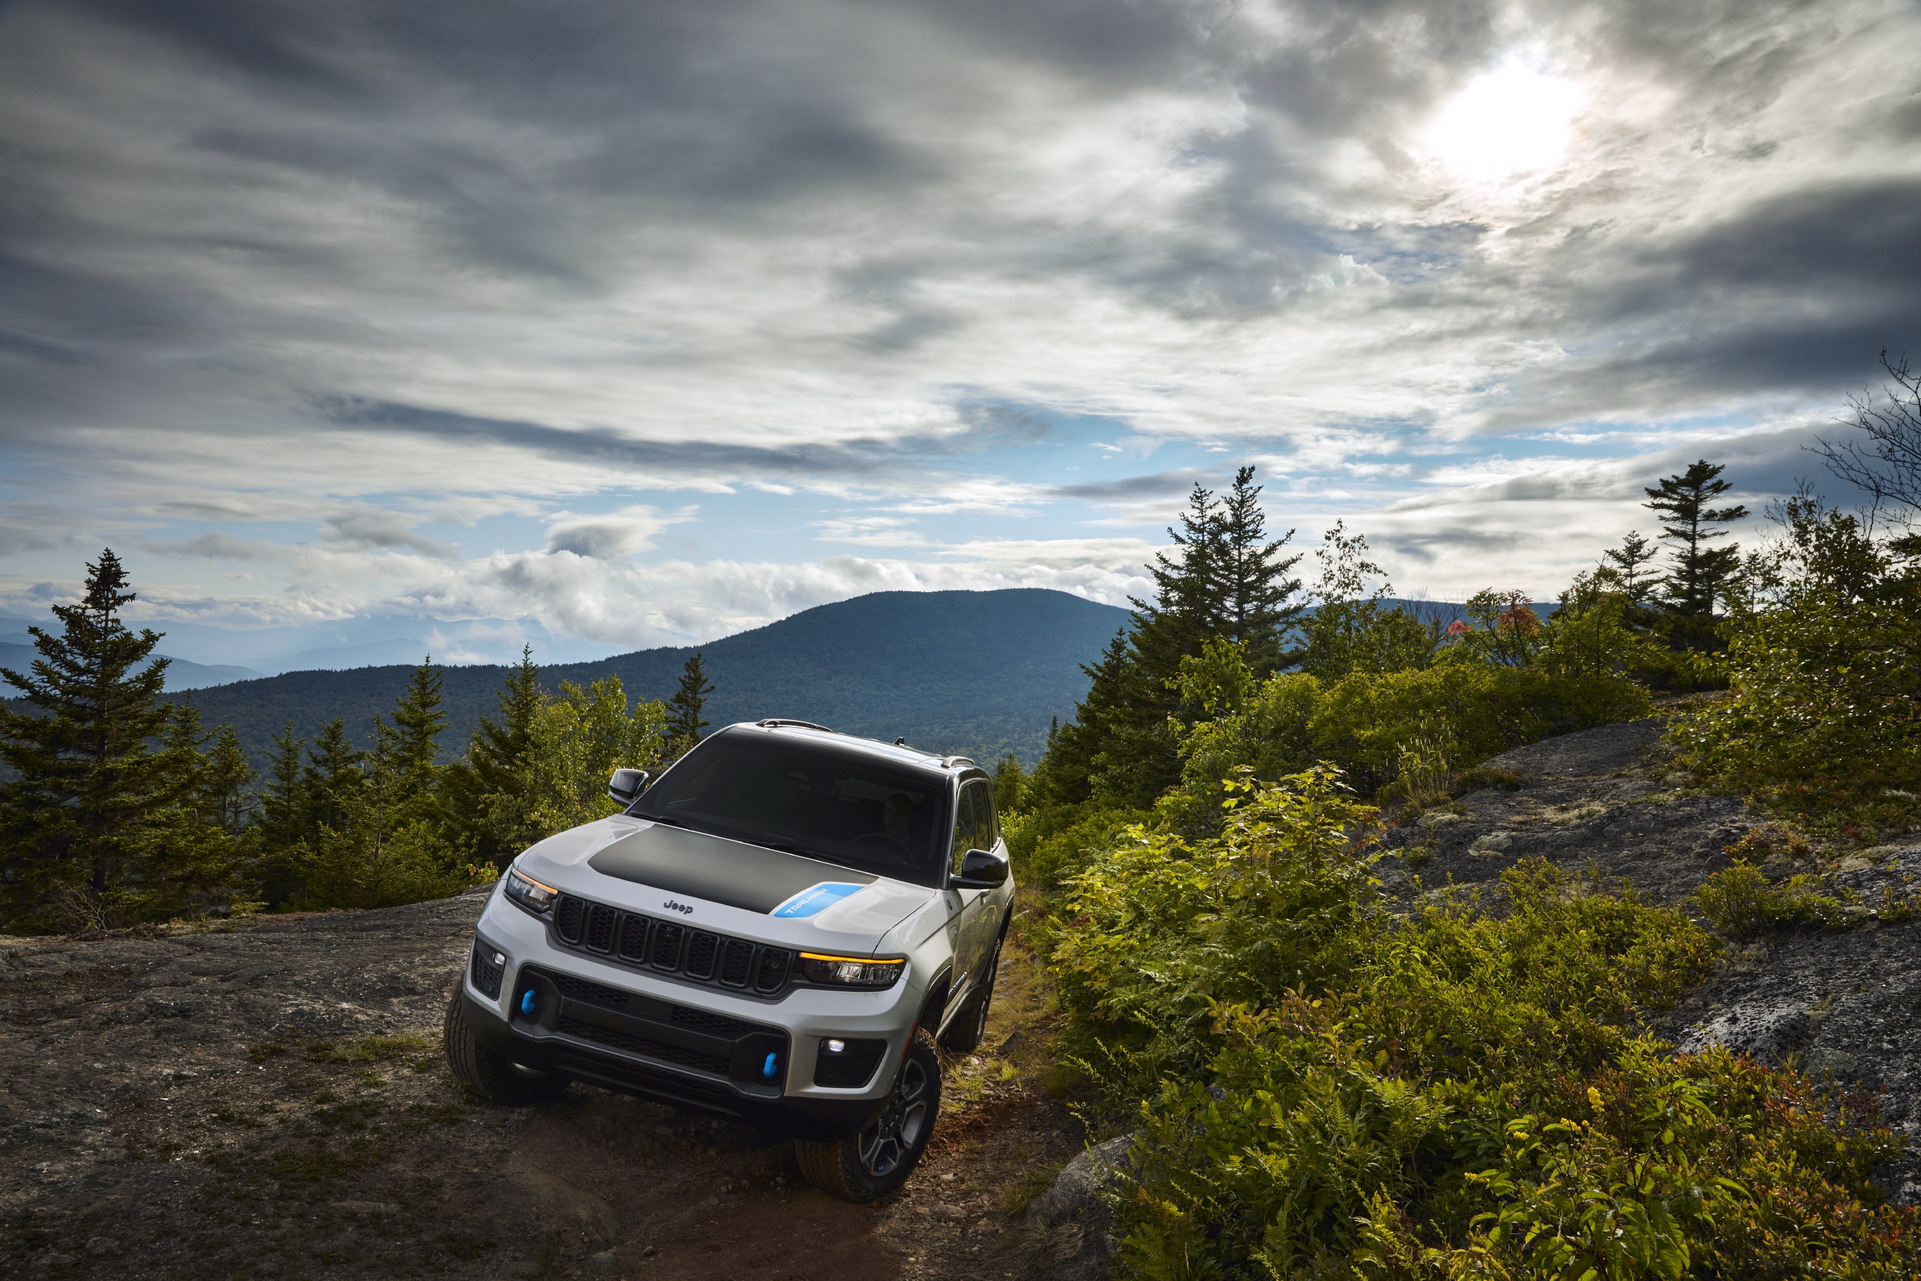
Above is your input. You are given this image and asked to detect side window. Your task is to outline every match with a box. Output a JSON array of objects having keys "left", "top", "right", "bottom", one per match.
[
  {"left": 973, "top": 780, "right": 999, "bottom": 847},
  {"left": 948, "top": 783, "right": 982, "bottom": 874}
]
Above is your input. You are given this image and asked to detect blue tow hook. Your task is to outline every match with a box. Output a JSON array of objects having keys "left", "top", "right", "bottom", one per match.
[
  {"left": 519, "top": 988, "right": 538, "bottom": 1017},
  {"left": 761, "top": 1051, "right": 780, "bottom": 1080}
]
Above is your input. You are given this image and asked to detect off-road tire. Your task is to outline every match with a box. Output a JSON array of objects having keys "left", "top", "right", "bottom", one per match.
[
  {"left": 794, "top": 1028, "right": 941, "bottom": 1202},
  {"left": 443, "top": 983, "right": 569, "bottom": 1105},
  {"left": 937, "top": 939, "right": 1001, "bottom": 1055}
]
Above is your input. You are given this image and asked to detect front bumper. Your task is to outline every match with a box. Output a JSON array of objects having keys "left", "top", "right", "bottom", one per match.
[
  {"left": 456, "top": 987, "right": 885, "bottom": 1139},
  {"left": 466, "top": 887, "right": 918, "bottom": 1139}
]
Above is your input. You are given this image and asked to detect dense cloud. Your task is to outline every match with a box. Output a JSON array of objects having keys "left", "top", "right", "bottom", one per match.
[{"left": 1, "top": 0, "right": 1917, "bottom": 641}]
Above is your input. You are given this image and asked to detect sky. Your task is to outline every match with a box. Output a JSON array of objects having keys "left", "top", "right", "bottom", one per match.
[{"left": 3, "top": 0, "right": 1920, "bottom": 664}]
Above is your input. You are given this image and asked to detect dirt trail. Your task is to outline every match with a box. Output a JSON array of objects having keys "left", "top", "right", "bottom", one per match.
[{"left": 0, "top": 893, "right": 1080, "bottom": 1281}]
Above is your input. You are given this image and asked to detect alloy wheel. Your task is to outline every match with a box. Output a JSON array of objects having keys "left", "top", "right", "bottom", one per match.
[{"left": 857, "top": 1053, "right": 931, "bottom": 1176}]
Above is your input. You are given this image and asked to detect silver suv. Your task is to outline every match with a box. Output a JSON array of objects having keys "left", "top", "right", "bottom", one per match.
[{"left": 444, "top": 719, "right": 1016, "bottom": 1201}]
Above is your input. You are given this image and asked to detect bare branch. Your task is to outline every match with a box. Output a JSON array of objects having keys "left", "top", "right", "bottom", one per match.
[{"left": 1810, "top": 349, "right": 1921, "bottom": 530}]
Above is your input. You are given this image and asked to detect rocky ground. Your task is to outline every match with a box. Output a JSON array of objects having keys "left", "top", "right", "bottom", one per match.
[
  {"left": 0, "top": 893, "right": 1085, "bottom": 1281},
  {"left": 1378, "top": 716, "right": 1921, "bottom": 1200}
]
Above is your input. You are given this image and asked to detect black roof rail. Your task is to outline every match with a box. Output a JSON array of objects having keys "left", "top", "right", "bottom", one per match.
[
  {"left": 755, "top": 718, "right": 833, "bottom": 732},
  {"left": 941, "top": 755, "right": 976, "bottom": 769}
]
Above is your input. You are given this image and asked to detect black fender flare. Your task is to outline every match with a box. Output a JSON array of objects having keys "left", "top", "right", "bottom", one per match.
[{"left": 918, "top": 963, "right": 955, "bottom": 1038}]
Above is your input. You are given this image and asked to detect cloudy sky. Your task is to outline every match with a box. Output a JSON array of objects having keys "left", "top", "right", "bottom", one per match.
[{"left": 3, "top": 0, "right": 1919, "bottom": 661}]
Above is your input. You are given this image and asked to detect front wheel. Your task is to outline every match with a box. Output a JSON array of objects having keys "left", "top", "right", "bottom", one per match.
[
  {"left": 443, "top": 983, "right": 569, "bottom": 1105},
  {"left": 794, "top": 1028, "right": 941, "bottom": 1202}
]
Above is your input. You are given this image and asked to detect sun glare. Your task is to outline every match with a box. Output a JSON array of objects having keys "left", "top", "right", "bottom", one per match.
[{"left": 1422, "top": 59, "right": 1584, "bottom": 188}]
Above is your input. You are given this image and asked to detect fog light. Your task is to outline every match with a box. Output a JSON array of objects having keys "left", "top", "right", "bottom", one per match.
[
  {"left": 761, "top": 1052, "right": 781, "bottom": 1080},
  {"left": 490, "top": 950, "right": 506, "bottom": 967},
  {"left": 519, "top": 989, "right": 538, "bottom": 1016},
  {"left": 824, "top": 1039, "right": 846, "bottom": 1054}
]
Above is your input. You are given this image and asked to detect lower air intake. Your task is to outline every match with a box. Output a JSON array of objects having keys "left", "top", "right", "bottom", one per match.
[{"left": 469, "top": 941, "right": 504, "bottom": 999}]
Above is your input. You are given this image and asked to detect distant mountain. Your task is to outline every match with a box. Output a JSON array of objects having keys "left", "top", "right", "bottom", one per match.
[
  {"left": 166, "top": 589, "right": 1133, "bottom": 770},
  {"left": 1, "top": 611, "right": 625, "bottom": 676},
  {"left": 0, "top": 642, "right": 262, "bottom": 693}
]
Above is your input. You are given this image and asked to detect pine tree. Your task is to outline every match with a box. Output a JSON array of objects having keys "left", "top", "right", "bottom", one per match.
[
  {"left": 302, "top": 733, "right": 460, "bottom": 910},
  {"left": 380, "top": 657, "right": 446, "bottom": 813},
  {"left": 258, "top": 723, "right": 308, "bottom": 851},
  {"left": 1600, "top": 531, "right": 1662, "bottom": 609},
  {"left": 301, "top": 719, "right": 365, "bottom": 836},
  {"left": 1212, "top": 465, "right": 1305, "bottom": 671},
  {"left": 1644, "top": 460, "right": 1749, "bottom": 618},
  {"left": 256, "top": 723, "right": 311, "bottom": 907},
  {"left": 1041, "top": 466, "right": 1311, "bottom": 810},
  {"left": 442, "top": 647, "right": 548, "bottom": 863},
  {"left": 1031, "top": 632, "right": 1130, "bottom": 809},
  {"left": 665, "top": 652, "right": 714, "bottom": 757},
  {"left": 0, "top": 549, "right": 184, "bottom": 929},
  {"left": 203, "top": 724, "right": 256, "bottom": 836},
  {"left": 991, "top": 752, "right": 1029, "bottom": 816},
  {"left": 1127, "top": 482, "right": 1227, "bottom": 684},
  {"left": 148, "top": 703, "right": 257, "bottom": 917}
]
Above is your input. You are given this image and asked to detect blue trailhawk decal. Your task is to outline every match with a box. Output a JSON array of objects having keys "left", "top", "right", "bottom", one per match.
[{"left": 771, "top": 882, "right": 867, "bottom": 918}]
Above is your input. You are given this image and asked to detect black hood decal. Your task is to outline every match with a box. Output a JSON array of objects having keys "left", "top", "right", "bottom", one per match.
[{"left": 588, "top": 822, "right": 876, "bottom": 915}]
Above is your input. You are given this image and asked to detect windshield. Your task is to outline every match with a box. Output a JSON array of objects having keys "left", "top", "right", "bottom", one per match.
[{"left": 630, "top": 732, "right": 949, "bottom": 887}]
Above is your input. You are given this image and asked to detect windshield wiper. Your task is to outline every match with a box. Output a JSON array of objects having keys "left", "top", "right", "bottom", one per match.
[{"left": 631, "top": 810, "right": 690, "bottom": 828}]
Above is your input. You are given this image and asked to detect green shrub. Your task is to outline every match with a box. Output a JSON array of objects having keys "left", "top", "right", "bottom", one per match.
[
  {"left": 1671, "top": 501, "right": 1921, "bottom": 828},
  {"left": 1691, "top": 860, "right": 1851, "bottom": 937},
  {"left": 1048, "top": 766, "right": 1381, "bottom": 1098},
  {"left": 1093, "top": 860, "right": 1917, "bottom": 1279},
  {"left": 1452, "top": 764, "right": 1528, "bottom": 793},
  {"left": 1005, "top": 802, "right": 1154, "bottom": 889},
  {"left": 1156, "top": 663, "right": 1322, "bottom": 835},
  {"left": 1048, "top": 779, "right": 1917, "bottom": 1279},
  {"left": 1310, "top": 663, "right": 1651, "bottom": 793}
]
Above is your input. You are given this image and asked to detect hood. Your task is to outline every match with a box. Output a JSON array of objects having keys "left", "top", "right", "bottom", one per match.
[{"left": 515, "top": 815, "right": 938, "bottom": 955}]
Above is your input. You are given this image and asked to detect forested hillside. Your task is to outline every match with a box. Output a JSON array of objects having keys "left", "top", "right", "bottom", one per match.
[
  {"left": 166, "top": 588, "right": 1129, "bottom": 769},
  {"left": 0, "top": 641, "right": 259, "bottom": 693}
]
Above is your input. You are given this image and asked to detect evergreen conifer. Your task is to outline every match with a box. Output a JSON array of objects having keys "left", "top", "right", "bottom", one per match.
[
  {"left": 0, "top": 550, "right": 186, "bottom": 929},
  {"left": 379, "top": 658, "right": 446, "bottom": 815},
  {"left": 1213, "top": 465, "right": 1305, "bottom": 670},
  {"left": 1644, "top": 460, "right": 1748, "bottom": 618},
  {"left": 442, "top": 647, "right": 548, "bottom": 863},
  {"left": 1049, "top": 466, "right": 1306, "bottom": 809},
  {"left": 1600, "top": 531, "right": 1662, "bottom": 609},
  {"left": 666, "top": 652, "right": 714, "bottom": 757},
  {"left": 255, "top": 723, "right": 311, "bottom": 907},
  {"left": 301, "top": 719, "right": 365, "bottom": 836}
]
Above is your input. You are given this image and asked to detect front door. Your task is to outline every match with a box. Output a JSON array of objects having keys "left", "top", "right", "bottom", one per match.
[{"left": 946, "top": 779, "right": 996, "bottom": 1005}]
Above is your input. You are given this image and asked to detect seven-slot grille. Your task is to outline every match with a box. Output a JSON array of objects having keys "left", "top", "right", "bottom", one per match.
[{"left": 552, "top": 893, "right": 793, "bottom": 996}]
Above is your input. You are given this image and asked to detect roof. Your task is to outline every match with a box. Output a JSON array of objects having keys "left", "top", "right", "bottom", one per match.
[{"left": 719, "top": 719, "right": 977, "bottom": 774}]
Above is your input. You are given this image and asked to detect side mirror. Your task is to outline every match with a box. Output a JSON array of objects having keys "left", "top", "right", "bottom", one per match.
[
  {"left": 608, "top": 768, "right": 650, "bottom": 808},
  {"left": 950, "top": 847, "right": 1008, "bottom": 890}
]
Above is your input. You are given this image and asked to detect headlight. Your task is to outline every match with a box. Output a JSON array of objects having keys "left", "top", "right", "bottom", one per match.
[
  {"left": 799, "top": 952, "right": 905, "bottom": 989},
  {"left": 503, "top": 867, "right": 559, "bottom": 914}
]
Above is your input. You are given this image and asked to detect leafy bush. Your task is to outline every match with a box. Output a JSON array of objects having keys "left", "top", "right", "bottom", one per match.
[
  {"left": 1005, "top": 802, "right": 1154, "bottom": 889},
  {"left": 1048, "top": 779, "right": 1916, "bottom": 1279},
  {"left": 1155, "top": 645, "right": 1322, "bottom": 834},
  {"left": 1048, "top": 767, "right": 1381, "bottom": 1097},
  {"left": 1672, "top": 501, "right": 1921, "bottom": 827},
  {"left": 1690, "top": 860, "right": 1851, "bottom": 937},
  {"left": 1452, "top": 764, "right": 1528, "bottom": 793},
  {"left": 1310, "top": 663, "right": 1651, "bottom": 793}
]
